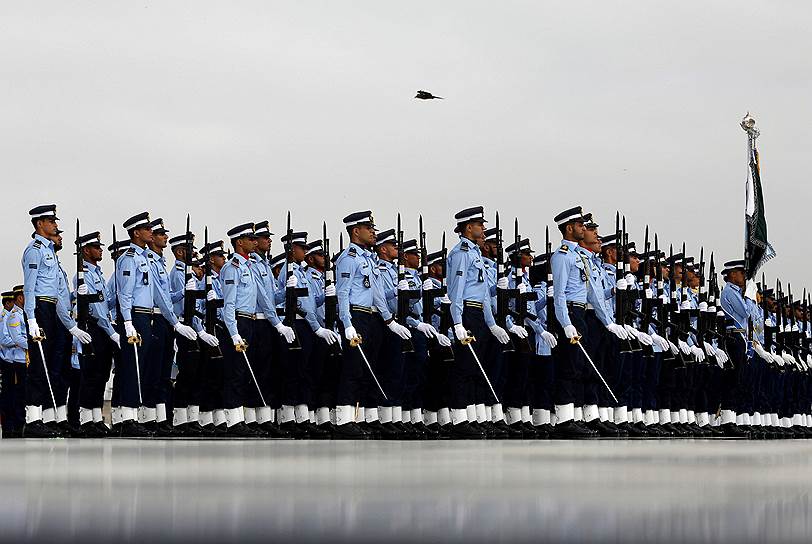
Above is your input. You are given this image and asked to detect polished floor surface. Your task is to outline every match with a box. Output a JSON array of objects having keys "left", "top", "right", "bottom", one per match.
[{"left": 1, "top": 438, "right": 811, "bottom": 543}]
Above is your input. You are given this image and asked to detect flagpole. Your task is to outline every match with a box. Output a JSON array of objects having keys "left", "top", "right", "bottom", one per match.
[{"left": 740, "top": 112, "right": 775, "bottom": 280}]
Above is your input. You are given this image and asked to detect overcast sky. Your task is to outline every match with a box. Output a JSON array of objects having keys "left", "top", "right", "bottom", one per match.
[{"left": 2, "top": 2, "right": 811, "bottom": 291}]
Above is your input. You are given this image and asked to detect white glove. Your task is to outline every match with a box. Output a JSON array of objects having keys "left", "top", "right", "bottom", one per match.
[
  {"left": 388, "top": 320, "right": 412, "bottom": 339},
  {"left": 806, "top": 354, "right": 812, "bottom": 371},
  {"left": 421, "top": 279, "right": 434, "bottom": 291},
  {"left": 275, "top": 322, "right": 296, "bottom": 343},
  {"left": 607, "top": 323, "right": 628, "bottom": 340},
  {"left": 681, "top": 300, "right": 692, "bottom": 310},
  {"left": 624, "top": 273, "right": 636, "bottom": 286},
  {"left": 660, "top": 294, "right": 670, "bottom": 304},
  {"left": 124, "top": 320, "right": 137, "bottom": 339},
  {"left": 668, "top": 340, "right": 679, "bottom": 355},
  {"left": 315, "top": 327, "right": 340, "bottom": 345},
  {"left": 744, "top": 279, "right": 758, "bottom": 301},
  {"left": 771, "top": 353, "right": 785, "bottom": 367},
  {"left": 206, "top": 290, "right": 217, "bottom": 301},
  {"left": 546, "top": 286, "right": 554, "bottom": 298},
  {"left": 397, "top": 279, "right": 410, "bottom": 291},
  {"left": 416, "top": 322, "right": 438, "bottom": 338},
  {"left": 623, "top": 324, "right": 637, "bottom": 338},
  {"left": 751, "top": 342, "right": 769, "bottom": 363},
  {"left": 651, "top": 333, "right": 670, "bottom": 351},
  {"left": 199, "top": 331, "right": 219, "bottom": 347},
  {"left": 109, "top": 332, "right": 121, "bottom": 348},
  {"left": 541, "top": 330, "right": 557, "bottom": 349},
  {"left": 781, "top": 352, "right": 796, "bottom": 368},
  {"left": 454, "top": 324, "right": 469, "bottom": 342},
  {"left": 799, "top": 357, "right": 809, "bottom": 372},
  {"left": 517, "top": 283, "right": 527, "bottom": 294},
  {"left": 691, "top": 345, "right": 705, "bottom": 362},
  {"left": 435, "top": 333, "right": 452, "bottom": 348},
  {"left": 678, "top": 339, "right": 691, "bottom": 355},
  {"left": 564, "top": 325, "right": 579, "bottom": 339},
  {"left": 325, "top": 284, "right": 336, "bottom": 297},
  {"left": 637, "top": 331, "right": 654, "bottom": 347},
  {"left": 489, "top": 324, "right": 510, "bottom": 344},
  {"left": 185, "top": 278, "right": 197, "bottom": 291},
  {"left": 27, "top": 319, "right": 42, "bottom": 339},
  {"left": 703, "top": 341, "right": 716, "bottom": 357},
  {"left": 698, "top": 302, "right": 708, "bottom": 312},
  {"left": 286, "top": 275, "right": 298, "bottom": 289},
  {"left": 77, "top": 283, "right": 89, "bottom": 296},
  {"left": 509, "top": 324, "right": 529, "bottom": 339},
  {"left": 440, "top": 295, "right": 451, "bottom": 304},
  {"left": 497, "top": 277, "right": 509, "bottom": 289},
  {"left": 174, "top": 322, "right": 198, "bottom": 341},
  {"left": 715, "top": 348, "right": 728, "bottom": 365},
  {"left": 67, "top": 326, "right": 91, "bottom": 344},
  {"left": 231, "top": 334, "right": 244, "bottom": 346},
  {"left": 344, "top": 326, "right": 359, "bottom": 342},
  {"left": 616, "top": 279, "right": 628, "bottom": 291}
]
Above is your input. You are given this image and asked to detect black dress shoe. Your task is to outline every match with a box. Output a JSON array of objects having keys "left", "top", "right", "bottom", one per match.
[
  {"left": 661, "top": 422, "right": 688, "bottom": 437},
  {"left": 448, "top": 421, "right": 486, "bottom": 439},
  {"left": 260, "top": 421, "right": 292, "bottom": 438},
  {"left": 585, "top": 419, "right": 622, "bottom": 437},
  {"left": 605, "top": 421, "right": 629, "bottom": 437},
  {"left": 94, "top": 421, "right": 112, "bottom": 436},
  {"left": 380, "top": 421, "right": 405, "bottom": 439},
  {"left": 621, "top": 422, "right": 649, "bottom": 437},
  {"left": 80, "top": 422, "right": 108, "bottom": 438},
  {"left": 719, "top": 423, "right": 750, "bottom": 438},
  {"left": 182, "top": 421, "right": 206, "bottom": 437},
  {"left": 301, "top": 421, "right": 331, "bottom": 439},
  {"left": 226, "top": 422, "right": 261, "bottom": 437},
  {"left": 507, "top": 422, "right": 527, "bottom": 439},
  {"left": 247, "top": 422, "right": 270, "bottom": 437},
  {"left": 58, "top": 421, "right": 85, "bottom": 438},
  {"left": 551, "top": 420, "right": 598, "bottom": 439},
  {"left": 279, "top": 421, "right": 310, "bottom": 439},
  {"left": 155, "top": 420, "right": 181, "bottom": 437},
  {"left": 521, "top": 421, "right": 541, "bottom": 438},
  {"left": 490, "top": 420, "right": 513, "bottom": 438},
  {"left": 643, "top": 424, "right": 666, "bottom": 437},
  {"left": 530, "top": 425, "right": 550, "bottom": 438},
  {"left": 214, "top": 423, "right": 228, "bottom": 436},
  {"left": 331, "top": 422, "right": 369, "bottom": 439},
  {"left": 707, "top": 425, "right": 725, "bottom": 436},
  {"left": 413, "top": 421, "right": 439, "bottom": 439},
  {"left": 22, "top": 420, "right": 60, "bottom": 438},
  {"left": 199, "top": 423, "right": 217, "bottom": 437},
  {"left": 119, "top": 420, "right": 154, "bottom": 438}
]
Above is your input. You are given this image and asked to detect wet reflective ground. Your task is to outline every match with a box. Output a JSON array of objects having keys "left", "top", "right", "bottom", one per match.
[{"left": 1, "top": 439, "right": 811, "bottom": 543}]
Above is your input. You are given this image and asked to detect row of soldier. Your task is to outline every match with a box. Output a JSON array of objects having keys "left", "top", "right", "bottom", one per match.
[{"left": 2, "top": 203, "right": 810, "bottom": 439}]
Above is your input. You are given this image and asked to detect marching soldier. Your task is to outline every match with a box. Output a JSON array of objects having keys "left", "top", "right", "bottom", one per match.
[
  {"left": 22, "top": 205, "right": 92, "bottom": 437},
  {"left": 73, "top": 232, "right": 120, "bottom": 437},
  {"left": 198, "top": 240, "right": 228, "bottom": 435},
  {"left": 333, "top": 211, "right": 412, "bottom": 439},
  {"left": 718, "top": 259, "right": 752, "bottom": 437},
  {"left": 1, "top": 288, "right": 27, "bottom": 437}
]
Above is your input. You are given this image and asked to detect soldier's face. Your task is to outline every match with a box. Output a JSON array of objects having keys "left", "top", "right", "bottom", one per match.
[
  {"left": 133, "top": 226, "right": 153, "bottom": 245},
  {"left": 152, "top": 232, "right": 168, "bottom": 249},
  {"left": 629, "top": 255, "right": 640, "bottom": 273},
  {"left": 192, "top": 265, "right": 203, "bottom": 279},
  {"left": 85, "top": 244, "right": 103, "bottom": 262},
  {"left": 466, "top": 221, "right": 485, "bottom": 241},
  {"left": 15, "top": 295, "right": 24, "bottom": 307},
  {"left": 482, "top": 241, "right": 497, "bottom": 258},
  {"left": 292, "top": 244, "right": 306, "bottom": 262},
  {"left": 660, "top": 264, "right": 670, "bottom": 280},
  {"left": 256, "top": 236, "right": 271, "bottom": 252},
  {"left": 307, "top": 253, "right": 326, "bottom": 270},
  {"left": 567, "top": 221, "right": 585, "bottom": 242},
  {"left": 583, "top": 227, "right": 598, "bottom": 245},
  {"left": 210, "top": 254, "right": 225, "bottom": 270},
  {"left": 377, "top": 242, "right": 397, "bottom": 261},
  {"left": 355, "top": 225, "right": 376, "bottom": 246},
  {"left": 38, "top": 218, "right": 59, "bottom": 237},
  {"left": 429, "top": 262, "right": 443, "bottom": 278},
  {"left": 520, "top": 252, "right": 532, "bottom": 267},
  {"left": 405, "top": 252, "right": 419, "bottom": 268}
]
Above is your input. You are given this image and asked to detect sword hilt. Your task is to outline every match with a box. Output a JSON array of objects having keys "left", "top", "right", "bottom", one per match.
[
  {"left": 350, "top": 335, "right": 363, "bottom": 347},
  {"left": 235, "top": 341, "right": 249, "bottom": 353},
  {"left": 32, "top": 332, "right": 46, "bottom": 342},
  {"left": 460, "top": 332, "right": 476, "bottom": 345},
  {"left": 127, "top": 333, "right": 143, "bottom": 346},
  {"left": 569, "top": 334, "right": 582, "bottom": 345}
]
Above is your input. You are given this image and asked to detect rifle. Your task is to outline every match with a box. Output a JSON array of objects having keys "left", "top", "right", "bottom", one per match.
[
  {"left": 182, "top": 216, "right": 204, "bottom": 348},
  {"left": 75, "top": 219, "right": 102, "bottom": 356},
  {"left": 437, "top": 233, "right": 454, "bottom": 357},
  {"left": 667, "top": 244, "right": 688, "bottom": 366},
  {"left": 323, "top": 222, "right": 341, "bottom": 356},
  {"left": 614, "top": 213, "right": 632, "bottom": 353},
  {"left": 396, "top": 213, "right": 419, "bottom": 353},
  {"left": 202, "top": 226, "right": 223, "bottom": 357},
  {"left": 508, "top": 218, "right": 534, "bottom": 353},
  {"left": 654, "top": 234, "right": 674, "bottom": 361},
  {"left": 112, "top": 224, "right": 122, "bottom": 332},
  {"left": 283, "top": 211, "right": 304, "bottom": 350},
  {"left": 495, "top": 212, "right": 516, "bottom": 352},
  {"left": 761, "top": 273, "right": 774, "bottom": 352},
  {"left": 545, "top": 226, "right": 557, "bottom": 332},
  {"left": 639, "top": 225, "right": 654, "bottom": 357},
  {"left": 419, "top": 216, "right": 453, "bottom": 361}
]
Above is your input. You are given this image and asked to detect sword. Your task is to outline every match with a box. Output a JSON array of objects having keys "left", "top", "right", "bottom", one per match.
[
  {"left": 128, "top": 334, "right": 143, "bottom": 404},
  {"left": 33, "top": 333, "right": 58, "bottom": 410},
  {"left": 572, "top": 336, "right": 619, "bottom": 403},
  {"left": 461, "top": 335, "right": 500, "bottom": 404},
  {"left": 236, "top": 342, "right": 268, "bottom": 407},
  {"left": 350, "top": 335, "right": 388, "bottom": 400}
]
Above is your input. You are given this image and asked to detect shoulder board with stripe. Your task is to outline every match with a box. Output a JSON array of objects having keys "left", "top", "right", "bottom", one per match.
[
  {"left": 558, "top": 244, "right": 569, "bottom": 254},
  {"left": 33, "top": 240, "right": 42, "bottom": 249},
  {"left": 460, "top": 241, "right": 469, "bottom": 252},
  {"left": 231, "top": 257, "right": 241, "bottom": 267},
  {"left": 348, "top": 247, "right": 357, "bottom": 257},
  {"left": 378, "top": 263, "right": 387, "bottom": 269},
  {"left": 125, "top": 248, "right": 136, "bottom": 256},
  {"left": 311, "top": 271, "right": 320, "bottom": 278}
]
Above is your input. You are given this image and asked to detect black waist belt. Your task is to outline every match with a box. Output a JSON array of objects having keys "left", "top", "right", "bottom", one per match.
[
  {"left": 463, "top": 300, "right": 484, "bottom": 309},
  {"left": 728, "top": 328, "right": 746, "bottom": 333},
  {"left": 132, "top": 306, "right": 153, "bottom": 315},
  {"left": 567, "top": 301, "right": 586, "bottom": 310},
  {"left": 36, "top": 296, "right": 58, "bottom": 304},
  {"left": 236, "top": 311, "right": 256, "bottom": 320},
  {"left": 350, "top": 305, "right": 374, "bottom": 314}
]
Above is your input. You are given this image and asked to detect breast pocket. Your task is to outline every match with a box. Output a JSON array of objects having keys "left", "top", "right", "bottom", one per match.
[
  {"left": 138, "top": 262, "right": 150, "bottom": 285},
  {"left": 471, "top": 260, "right": 485, "bottom": 283},
  {"left": 240, "top": 272, "right": 251, "bottom": 285}
]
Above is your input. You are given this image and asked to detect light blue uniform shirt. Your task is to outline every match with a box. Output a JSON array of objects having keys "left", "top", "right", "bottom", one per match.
[
  {"left": 4, "top": 306, "right": 28, "bottom": 363},
  {"left": 220, "top": 253, "right": 257, "bottom": 338},
  {"left": 446, "top": 236, "right": 496, "bottom": 328},
  {"left": 146, "top": 249, "right": 179, "bottom": 326},
  {"left": 21, "top": 234, "right": 76, "bottom": 329},
  {"left": 73, "top": 261, "right": 115, "bottom": 338},
  {"left": 275, "top": 261, "right": 320, "bottom": 332},
  {"left": 116, "top": 243, "right": 158, "bottom": 322},
  {"left": 335, "top": 243, "right": 393, "bottom": 329},
  {"left": 550, "top": 239, "right": 588, "bottom": 328},
  {"left": 530, "top": 281, "right": 551, "bottom": 356},
  {"left": 720, "top": 282, "right": 749, "bottom": 331},
  {"left": 305, "top": 267, "right": 326, "bottom": 326},
  {"left": 578, "top": 247, "right": 613, "bottom": 326},
  {"left": 249, "top": 253, "right": 282, "bottom": 327}
]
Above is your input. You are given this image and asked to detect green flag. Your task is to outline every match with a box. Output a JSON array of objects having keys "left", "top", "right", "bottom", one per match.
[{"left": 742, "top": 115, "right": 776, "bottom": 280}]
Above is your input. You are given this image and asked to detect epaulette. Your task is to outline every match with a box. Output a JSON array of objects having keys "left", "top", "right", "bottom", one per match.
[
  {"left": 378, "top": 263, "right": 387, "bottom": 270},
  {"left": 33, "top": 240, "right": 42, "bottom": 249},
  {"left": 311, "top": 271, "right": 320, "bottom": 279},
  {"left": 175, "top": 262, "right": 185, "bottom": 269},
  {"left": 249, "top": 254, "right": 259, "bottom": 263},
  {"left": 558, "top": 244, "right": 569, "bottom": 254},
  {"left": 231, "top": 257, "right": 240, "bottom": 267},
  {"left": 460, "top": 241, "right": 469, "bottom": 252},
  {"left": 348, "top": 247, "right": 357, "bottom": 257},
  {"left": 125, "top": 248, "right": 136, "bottom": 256}
]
